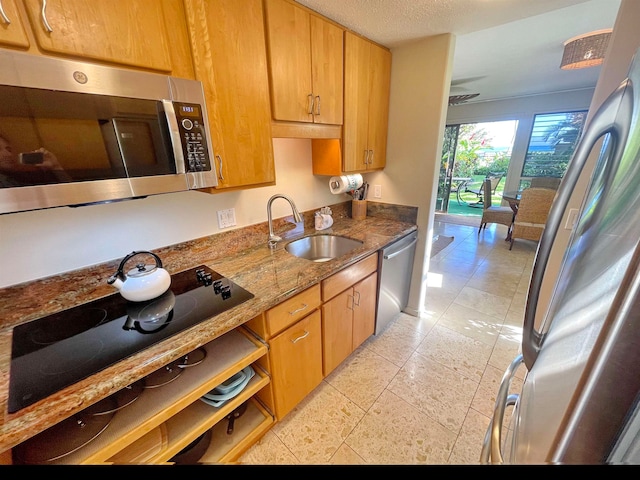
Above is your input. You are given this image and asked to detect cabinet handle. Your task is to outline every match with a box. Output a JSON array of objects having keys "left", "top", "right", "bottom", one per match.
[
  {"left": 307, "top": 94, "right": 314, "bottom": 115},
  {"left": 348, "top": 294, "right": 355, "bottom": 310},
  {"left": 314, "top": 95, "right": 321, "bottom": 116},
  {"left": 291, "top": 330, "right": 310, "bottom": 344},
  {"left": 216, "top": 154, "right": 224, "bottom": 181},
  {"left": 0, "top": 1, "right": 11, "bottom": 24},
  {"left": 288, "top": 303, "right": 308, "bottom": 315},
  {"left": 363, "top": 150, "right": 369, "bottom": 166},
  {"left": 368, "top": 149, "right": 374, "bottom": 164},
  {"left": 353, "top": 290, "right": 361, "bottom": 306},
  {"left": 41, "top": 0, "right": 53, "bottom": 32}
]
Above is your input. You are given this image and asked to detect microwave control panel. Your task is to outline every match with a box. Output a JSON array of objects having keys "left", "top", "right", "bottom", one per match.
[{"left": 174, "top": 102, "right": 212, "bottom": 173}]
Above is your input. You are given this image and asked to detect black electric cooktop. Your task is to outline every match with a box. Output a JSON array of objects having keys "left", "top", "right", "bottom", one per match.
[{"left": 8, "top": 265, "right": 254, "bottom": 413}]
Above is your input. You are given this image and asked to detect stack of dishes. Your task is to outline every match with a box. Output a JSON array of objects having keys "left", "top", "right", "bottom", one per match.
[{"left": 200, "top": 366, "right": 255, "bottom": 408}]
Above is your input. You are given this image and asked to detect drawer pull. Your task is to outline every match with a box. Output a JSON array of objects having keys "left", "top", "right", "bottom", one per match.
[
  {"left": 291, "top": 330, "right": 310, "bottom": 344},
  {"left": 288, "top": 303, "right": 308, "bottom": 316}
]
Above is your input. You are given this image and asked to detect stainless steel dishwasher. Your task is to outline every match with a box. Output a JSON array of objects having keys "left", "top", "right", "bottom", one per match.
[{"left": 375, "top": 231, "right": 418, "bottom": 335}]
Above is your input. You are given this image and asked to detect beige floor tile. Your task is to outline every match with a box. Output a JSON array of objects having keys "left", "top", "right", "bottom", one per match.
[
  {"left": 454, "top": 285, "right": 512, "bottom": 320},
  {"left": 471, "top": 363, "right": 523, "bottom": 418},
  {"left": 416, "top": 324, "right": 494, "bottom": 382},
  {"left": 325, "top": 345, "right": 400, "bottom": 411},
  {"left": 488, "top": 329, "right": 523, "bottom": 374},
  {"left": 237, "top": 429, "right": 299, "bottom": 465},
  {"left": 393, "top": 310, "right": 438, "bottom": 336},
  {"left": 329, "top": 443, "right": 367, "bottom": 464},
  {"left": 387, "top": 352, "right": 478, "bottom": 433},
  {"left": 270, "top": 382, "right": 365, "bottom": 464},
  {"left": 437, "top": 302, "right": 503, "bottom": 346},
  {"left": 448, "top": 408, "right": 491, "bottom": 464},
  {"left": 365, "top": 316, "right": 428, "bottom": 367},
  {"left": 345, "top": 389, "right": 457, "bottom": 464}
]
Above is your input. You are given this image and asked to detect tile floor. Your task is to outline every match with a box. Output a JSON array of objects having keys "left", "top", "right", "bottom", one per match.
[{"left": 237, "top": 218, "right": 535, "bottom": 465}]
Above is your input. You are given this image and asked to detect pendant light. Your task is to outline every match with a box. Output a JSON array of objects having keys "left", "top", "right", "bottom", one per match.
[{"left": 560, "top": 29, "right": 612, "bottom": 70}]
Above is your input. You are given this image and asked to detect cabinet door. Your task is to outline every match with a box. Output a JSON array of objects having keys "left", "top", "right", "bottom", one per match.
[
  {"left": 269, "top": 310, "right": 323, "bottom": 420},
  {"left": 22, "top": 0, "right": 174, "bottom": 72},
  {"left": 0, "top": 0, "right": 29, "bottom": 49},
  {"left": 352, "top": 272, "right": 377, "bottom": 350},
  {"left": 366, "top": 42, "right": 391, "bottom": 170},
  {"left": 186, "top": 0, "right": 275, "bottom": 189},
  {"left": 309, "top": 14, "right": 343, "bottom": 125},
  {"left": 264, "top": 0, "right": 313, "bottom": 123},
  {"left": 343, "top": 31, "right": 373, "bottom": 172},
  {"left": 321, "top": 288, "right": 354, "bottom": 376}
]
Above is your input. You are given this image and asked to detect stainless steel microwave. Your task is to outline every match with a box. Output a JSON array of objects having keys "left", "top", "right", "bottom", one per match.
[{"left": 0, "top": 50, "right": 218, "bottom": 214}]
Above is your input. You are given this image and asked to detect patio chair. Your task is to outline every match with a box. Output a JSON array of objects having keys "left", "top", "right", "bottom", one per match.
[
  {"left": 530, "top": 177, "right": 562, "bottom": 190},
  {"left": 478, "top": 178, "right": 514, "bottom": 235},
  {"left": 509, "top": 187, "right": 556, "bottom": 250},
  {"left": 464, "top": 173, "right": 504, "bottom": 206}
]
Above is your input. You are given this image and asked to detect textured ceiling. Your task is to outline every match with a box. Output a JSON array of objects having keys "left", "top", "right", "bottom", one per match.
[{"left": 295, "top": 0, "right": 622, "bottom": 103}]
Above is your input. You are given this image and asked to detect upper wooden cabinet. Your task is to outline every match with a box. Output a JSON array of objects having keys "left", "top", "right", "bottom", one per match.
[
  {"left": 16, "top": 0, "right": 193, "bottom": 77},
  {"left": 263, "top": 0, "right": 343, "bottom": 125},
  {"left": 343, "top": 31, "right": 391, "bottom": 172},
  {"left": 184, "top": 0, "right": 275, "bottom": 190},
  {"left": 311, "top": 32, "right": 391, "bottom": 175},
  {"left": 0, "top": 0, "right": 30, "bottom": 49}
]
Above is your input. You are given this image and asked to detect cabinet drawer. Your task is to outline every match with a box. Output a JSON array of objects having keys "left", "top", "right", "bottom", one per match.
[
  {"left": 265, "top": 284, "right": 321, "bottom": 336},
  {"left": 321, "top": 253, "right": 377, "bottom": 302}
]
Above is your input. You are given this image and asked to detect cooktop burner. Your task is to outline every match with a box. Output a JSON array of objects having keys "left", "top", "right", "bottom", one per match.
[{"left": 9, "top": 265, "right": 254, "bottom": 413}]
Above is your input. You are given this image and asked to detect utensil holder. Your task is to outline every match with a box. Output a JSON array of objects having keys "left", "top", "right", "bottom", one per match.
[{"left": 352, "top": 200, "right": 367, "bottom": 220}]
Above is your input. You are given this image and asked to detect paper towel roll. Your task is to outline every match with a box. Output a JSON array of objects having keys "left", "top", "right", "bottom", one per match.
[{"left": 329, "top": 174, "right": 363, "bottom": 194}]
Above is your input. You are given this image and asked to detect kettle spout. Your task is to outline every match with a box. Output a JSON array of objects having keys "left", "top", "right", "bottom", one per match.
[{"left": 107, "top": 274, "right": 124, "bottom": 291}]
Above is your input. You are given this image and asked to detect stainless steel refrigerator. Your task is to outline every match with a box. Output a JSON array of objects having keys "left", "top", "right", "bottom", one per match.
[{"left": 482, "top": 47, "right": 640, "bottom": 464}]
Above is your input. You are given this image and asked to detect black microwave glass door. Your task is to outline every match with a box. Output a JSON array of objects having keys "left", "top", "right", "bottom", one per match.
[{"left": 0, "top": 85, "right": 175, "bottom": 188}]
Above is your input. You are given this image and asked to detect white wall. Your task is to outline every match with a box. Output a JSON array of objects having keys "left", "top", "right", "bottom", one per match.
[
  {"left": 0, "top": 138, "right": 349, "bottom": 288},
  {"left": 369, "top": 33, "right": 455, "bottom": 316}
]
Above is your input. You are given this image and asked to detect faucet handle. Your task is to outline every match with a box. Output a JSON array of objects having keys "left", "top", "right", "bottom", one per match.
[{"left": 268, "top": 238, "right": 280, "bottom": 250}]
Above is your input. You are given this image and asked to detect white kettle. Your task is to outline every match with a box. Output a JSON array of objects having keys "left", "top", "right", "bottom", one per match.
[{"left": 107, "top": 251, "right": 171, "bottom": 302}]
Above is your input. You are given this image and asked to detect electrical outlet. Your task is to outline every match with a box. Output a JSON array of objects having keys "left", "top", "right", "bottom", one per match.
[
  {"left": 374, "top": 184, "right": 382, "bottom": 198},
  {"left": 217, "top": 208, "right": 237, "bottom": 229}
]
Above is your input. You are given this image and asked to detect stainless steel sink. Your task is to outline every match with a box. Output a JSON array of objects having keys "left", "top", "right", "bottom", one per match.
[{"left": 285, "top": 234, "right": 363, "bottom": 262}]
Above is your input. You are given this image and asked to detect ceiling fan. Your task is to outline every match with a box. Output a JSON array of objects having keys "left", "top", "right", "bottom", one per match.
[{"left": 448, "top": 76, "right": 485, "bottom": 105}]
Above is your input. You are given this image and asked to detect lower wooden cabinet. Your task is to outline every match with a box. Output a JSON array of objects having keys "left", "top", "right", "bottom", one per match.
[
  {"left": 321, "top": 255, "right": 378, "bottom": 376},
  {"left": 245, "top": 284, "right": 323, "bottom": 420},
  {"left": 269, "top": 310, "right": 323, "bottom": 419}
]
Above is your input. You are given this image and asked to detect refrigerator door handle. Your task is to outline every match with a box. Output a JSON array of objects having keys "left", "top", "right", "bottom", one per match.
[
  {"left": 481, "top": 354, "right": 524, "bottom": 464},
  {"left": 522, "top": 78, "right": 633, "bottom": 370}
]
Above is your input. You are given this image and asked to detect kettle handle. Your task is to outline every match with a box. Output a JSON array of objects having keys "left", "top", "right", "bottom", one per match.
[{"left": 108, "top": 251, "right": 163, "bottom": 284}]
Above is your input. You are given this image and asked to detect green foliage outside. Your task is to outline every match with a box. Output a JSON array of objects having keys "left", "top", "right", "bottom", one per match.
[{"left": 438, "top": 124, "right": 509, "bottom": 211}]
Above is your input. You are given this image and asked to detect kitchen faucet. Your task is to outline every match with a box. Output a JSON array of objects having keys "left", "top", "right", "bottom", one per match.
[{"left": 267, "top": 194, "right": 303, "bottom": 249}]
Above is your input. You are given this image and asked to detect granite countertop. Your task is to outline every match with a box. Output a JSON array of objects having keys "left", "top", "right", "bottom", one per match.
[{"left": 0, "top": 201, "right": 417, "bottom": 455}]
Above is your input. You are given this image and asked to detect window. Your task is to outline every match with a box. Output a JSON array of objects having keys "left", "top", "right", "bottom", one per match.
[{"left": 520, "top": 110, "right": 587, "bottom": 188}]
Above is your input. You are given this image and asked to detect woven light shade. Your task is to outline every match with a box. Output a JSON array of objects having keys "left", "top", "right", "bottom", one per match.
[{"left": 560, "top": 29, "right": 612, "bottom": 70}]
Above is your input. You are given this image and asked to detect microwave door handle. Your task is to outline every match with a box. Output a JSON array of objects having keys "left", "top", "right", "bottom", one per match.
[
  {"left": 161, "top": 100, "right": 185, "bottom": 174},
  {"left": 522, "top": 79, "right": 632, "bottom": 370}
]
